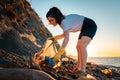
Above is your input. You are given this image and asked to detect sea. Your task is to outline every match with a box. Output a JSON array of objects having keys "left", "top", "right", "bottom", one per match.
[
  {"left": 87, "top": 57, "right": 120, "bottom": 69},
  {"left": 69, "top": 56, "right": 120, "bottom": 70}
]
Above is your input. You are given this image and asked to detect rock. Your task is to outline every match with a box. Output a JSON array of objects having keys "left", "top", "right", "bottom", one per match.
[
  {"left": 1, "top": 0, "right": 120, "bottom": 80},
  {"left": 37, "top": 57, "right": 120, "bottom": 80},
  {"left": 0, "top": 68, "right": 55, "bottom": 80},
  {"left": 0, "top": 0, "right": 59, "bottom": 68},
  {"left": 0, "top": 49, "right": 36, "bottom": 68}
]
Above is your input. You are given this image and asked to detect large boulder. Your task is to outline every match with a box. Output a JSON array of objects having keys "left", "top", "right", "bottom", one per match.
[
  {"left": 0, "top": 68, "right": 55, "bottom": 80},
  {"left": 0, "top": 0, "right": 59, "bottom": 68},
  {"left": 0, "top": 0, "right": 52, "bottom": 56}
]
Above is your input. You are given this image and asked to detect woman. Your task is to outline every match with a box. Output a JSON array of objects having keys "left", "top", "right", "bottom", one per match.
[{"left": 46, "top": 7, "right": 97, "bottom": 73}]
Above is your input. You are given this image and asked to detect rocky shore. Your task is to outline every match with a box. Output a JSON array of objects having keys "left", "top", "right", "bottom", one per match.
[
  {"left": 38, "top": 57, "right": 120, "bottom": 80},
  {"left": 0, "top": 0, "right": 120, "bottom": 80},
  {"left": 0, "top": 54, "right": 120, "bottom": 80}
]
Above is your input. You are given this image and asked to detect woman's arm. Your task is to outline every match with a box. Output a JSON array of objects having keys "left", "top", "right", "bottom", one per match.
[
  {"left": 52, "top": 30, "right": 69, "bottom": 62},
  {"left": 62, "top": 30, "right": 69, "bottom": 48},
  {"left": 52, "top": 34, "right": 64, "bottom": 40}
]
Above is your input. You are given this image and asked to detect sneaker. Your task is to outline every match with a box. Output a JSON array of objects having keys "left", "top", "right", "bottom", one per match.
[
  {"left": 73, "top": 68, "right": 87, "bottom": 76},
  {"left": 79, "top": 71, "right": 87, "bottom": 76},
  {"left": 73, "top": 68, "right": 80, "bottom": 73}
]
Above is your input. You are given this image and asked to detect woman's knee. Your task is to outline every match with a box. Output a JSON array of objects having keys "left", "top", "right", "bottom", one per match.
[
  {"left": 76, "top": 42, "right": 87, "bottom": 51},
  {"left": 76, "top": 43, "right": 80, "bottom": 51}
]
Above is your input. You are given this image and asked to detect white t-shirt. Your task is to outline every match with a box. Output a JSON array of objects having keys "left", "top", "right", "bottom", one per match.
[{"left": 60, "top": 14, "right": 85, "bottom": 32}]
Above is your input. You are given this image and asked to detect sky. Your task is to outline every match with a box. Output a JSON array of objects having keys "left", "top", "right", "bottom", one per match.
[{"left": 29, "top": 0, "right": 120, "bottom": 57}]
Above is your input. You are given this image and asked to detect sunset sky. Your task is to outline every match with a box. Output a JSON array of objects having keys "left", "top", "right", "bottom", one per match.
[{"left": 30, "top": 0, "right": 120, "bottom": 57}]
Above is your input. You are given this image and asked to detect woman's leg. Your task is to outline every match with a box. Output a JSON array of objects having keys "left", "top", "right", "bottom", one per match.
[
  {"left": 76, "top": 36, "right": 91, "bottom": 72},
  {"left": 76, "top": 41, "right": 82, "bottom": 70}
]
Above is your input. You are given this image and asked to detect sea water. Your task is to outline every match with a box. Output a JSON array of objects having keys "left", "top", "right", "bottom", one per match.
[{"left": 87, "top": 57, "right": 120, "bottom": 69}]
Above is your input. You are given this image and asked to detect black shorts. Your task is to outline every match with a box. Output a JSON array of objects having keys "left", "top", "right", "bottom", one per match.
[{"left": 78, "top": 17, "right": 97, "bottom": 39}]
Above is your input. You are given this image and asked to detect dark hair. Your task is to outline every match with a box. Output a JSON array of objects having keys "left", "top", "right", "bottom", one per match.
[{"left": 46, "top": 7, "right": 64, "bottom": 25}]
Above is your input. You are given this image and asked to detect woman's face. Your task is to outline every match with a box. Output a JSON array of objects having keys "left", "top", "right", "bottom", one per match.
[{"left": 47, "top": 16, "right": 57, "bottom": 26}]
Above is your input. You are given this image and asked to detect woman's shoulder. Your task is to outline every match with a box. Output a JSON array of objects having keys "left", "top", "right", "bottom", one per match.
[
  {"left": 65, "top": 14, "right": 84, "bottom": 19},
  {"left": 64, "top": 14, "right": 84, "bottom": 20},
  {"left": 66, "top": 14, "right": 82, "bottom": 17}
]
